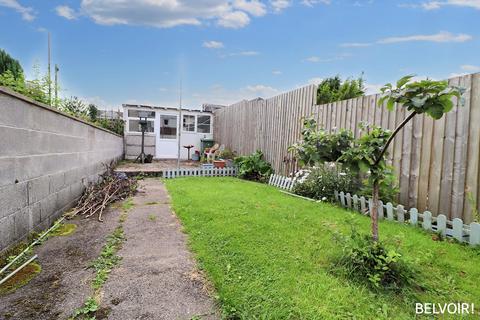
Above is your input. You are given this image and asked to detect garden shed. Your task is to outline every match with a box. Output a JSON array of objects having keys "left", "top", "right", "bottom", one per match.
[{"left": 123, "top": 104, "right": 213, "bottom": 160}]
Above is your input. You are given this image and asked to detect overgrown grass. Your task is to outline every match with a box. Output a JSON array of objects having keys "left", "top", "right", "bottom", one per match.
[{"left": 166, "top": 177, "right": 480, "bottom": 319}]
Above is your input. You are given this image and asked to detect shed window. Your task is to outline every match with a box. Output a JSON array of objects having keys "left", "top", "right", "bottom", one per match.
[
  {"left": 183, "top": 115, "right": 195, "bottom": 132},
  {"left": 128, "top": 119, "right": 154, "bottom": 133},
  {"left": 197, "top": 115, "right": 211, "bottom": 133},
  {"left": 127, "top": 110, "right": 155, "bottom": 118}
]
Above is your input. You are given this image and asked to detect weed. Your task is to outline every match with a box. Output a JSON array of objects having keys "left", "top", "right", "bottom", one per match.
[
  {"left": 121, "top": 198, "right": 134, "bottom": 212},
  {"left": 145, "top": 201, "right": 158, "bottom": 205},
  {"left": 90, "top": 226, "right": 125, "bottom": 290},
  {"left": 71, "top": 296, "right": 99, "bottom": 320},
  {"left": 148, "top": 214, "right": 157, "bottom": 222}
]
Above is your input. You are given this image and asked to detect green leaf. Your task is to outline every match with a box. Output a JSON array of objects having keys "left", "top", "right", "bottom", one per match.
[
  {"left": 396, "top": 75, "right": 414, "bottom": 88},
  {"left": 386, "top": 99, "right": 395, "bottom": 111}
]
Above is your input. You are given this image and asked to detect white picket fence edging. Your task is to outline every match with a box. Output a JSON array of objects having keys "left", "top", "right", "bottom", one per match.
[
  {"left": 334, "top": 191, "right": 480, "bottom": 246},
  {"left": 266, "top": 173, "right": 480, "bottom": 246},
  {"left": 163, "top": 167, "right": 237, "bottom": 179},
  {"left": 268, "top": 174, "right": 296, "bottom": 191}
]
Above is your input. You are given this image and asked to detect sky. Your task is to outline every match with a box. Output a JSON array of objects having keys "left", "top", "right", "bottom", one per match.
[{"left": 0, "top": 0, "right": 479, "bottom": 110}]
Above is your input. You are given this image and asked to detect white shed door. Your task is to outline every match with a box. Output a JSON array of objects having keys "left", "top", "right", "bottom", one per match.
[{"left": 156, "top": 114, "right": 178, "bottom": 158}]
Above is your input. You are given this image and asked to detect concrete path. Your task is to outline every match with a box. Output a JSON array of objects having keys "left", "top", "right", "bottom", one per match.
[
  {"left": 0, "top": 178, "right": 218, "bottom": 320},
  {"left": 102, "top": 178, "right": 219, "bottom": 320}
]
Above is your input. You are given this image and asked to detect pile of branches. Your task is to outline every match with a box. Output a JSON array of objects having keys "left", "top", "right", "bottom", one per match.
[{"left": 67, "top": 164, "right": 138, "bottom": 222}]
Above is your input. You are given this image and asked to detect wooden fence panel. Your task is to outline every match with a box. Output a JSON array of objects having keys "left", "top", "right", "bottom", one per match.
[{"left": 213, "top": 74, "right": 480, "bottom": 222}]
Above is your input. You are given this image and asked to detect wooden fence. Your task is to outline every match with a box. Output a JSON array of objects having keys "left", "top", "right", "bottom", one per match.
[
  {"left": 214, "top": 85, "right": 318, "bottom": 175},
  {"left": 213, "top": 73, "right": 480, "bottom": 222}
]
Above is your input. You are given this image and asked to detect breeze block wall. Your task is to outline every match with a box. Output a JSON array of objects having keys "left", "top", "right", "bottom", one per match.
[{"left": 0, "top": 87, "right": 124, "bottom": 252}]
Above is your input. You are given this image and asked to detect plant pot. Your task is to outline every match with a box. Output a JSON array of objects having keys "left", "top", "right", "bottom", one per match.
[{"left": 213, "top": 160, "right": 226, "bottom": 168}]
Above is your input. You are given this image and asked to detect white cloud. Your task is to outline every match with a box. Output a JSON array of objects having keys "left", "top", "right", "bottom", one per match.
[
  {"left": 421, "top": 0, "right": 480, "bottom": 10},
  {"left": 217, "top": 10, "right": 250, "bottom": 28},
  {"left": 203, "top": 40, "right": 224, "bottom": 49},
  {"left": 185, "top": 83, "right": 282, "bottom": 106},
  {"left": 305, "top": 56, "right": 321, "bottom": 62},
  {"left": 227, "top": 50, "right": 260, "bottom": 56},
  {"left": 307, "top": 77, "right": 323, "bottom": 85},
  {"left": 461, "top": 64, "right": 480, "bottom": 72},
  {"left": 270, "top": 0, "right": 291, "bottom": 12},
  {"left": 272, "top": 70, "right": 282, "bottom": 75},
  {"left": 346, "top": 31, "right": 473, "bottom": 47},
  {"left": 340, "top": 42, "right": 371, "bottom": 47},
  {"left": 245, "top": 84, "right": 280, "bottom": 96},
  {"left": 378, "top": 31, "right": 472, "bottom": 43},
  {"left": 302, "top": 0, "right": 331, "bottom": 7},
  {"left": 78, "top": 0, "right": 263, "bottom": 29},
  {"left": 233, "top": 0, "right": 267, "bottom": 16},
  {"left": 304, "top": 53, "right": 350, "bottom": 63},
  {"left": 56, "top": 5, "right": 77, "bottom": 20},
  {"left": 0, "top": 0, "right": 35, "bottom": 21},
  {"left": 364, "top": 83, "right": 384, "bottom": 94}
]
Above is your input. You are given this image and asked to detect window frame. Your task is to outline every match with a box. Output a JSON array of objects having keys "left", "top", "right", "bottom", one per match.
[
  {"left": 182, "top": 114, "right": 196, "bottom": 133},
  {"left": 196, "top": 115, "right": 212, "bottom": 134},
  {"left": 126, "top": 109, "right": 156, "bottom": 134}
]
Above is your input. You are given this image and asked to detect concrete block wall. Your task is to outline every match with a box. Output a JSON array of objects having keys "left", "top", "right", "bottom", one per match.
[
  {"left": 0, "top": 87, "right": 124, "bottom": 252},
  {"left": 125, "top": 134, "right": 155, "bottom": 160}
]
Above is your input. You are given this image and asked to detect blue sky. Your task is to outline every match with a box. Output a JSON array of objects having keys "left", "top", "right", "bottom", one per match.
[{"left": 0, "top": 0, "right": 479, "bottom": 109}]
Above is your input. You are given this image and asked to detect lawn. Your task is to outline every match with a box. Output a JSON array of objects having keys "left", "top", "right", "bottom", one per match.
[{"left": 165, "top": 177, "right": 480, "bottom": 319}]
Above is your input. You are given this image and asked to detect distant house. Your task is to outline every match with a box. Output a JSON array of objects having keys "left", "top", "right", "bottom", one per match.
[
  {"left": 202, "top": 103, "right": 225, "bottom": 113},
  {"left": 98, "top": 109, "right": 123, "bottom": 120},
  {"left": 123, "top": 104, "right": 213, "bottom": 160}
]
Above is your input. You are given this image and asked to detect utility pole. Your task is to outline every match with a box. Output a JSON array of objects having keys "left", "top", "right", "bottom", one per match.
[
  {"left": 176, "top": 80, "right": 182, "bottom": 170},
  {"left": 54, "top": 64, "right": 59, "bottom": 107},
  {"left": 47, "top": 32, "right": 52, "bottom": 105}
]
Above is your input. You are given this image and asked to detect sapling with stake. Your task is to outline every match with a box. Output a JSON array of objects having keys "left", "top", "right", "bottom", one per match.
[{"left": 343, "top": 75, "right": 464, "bottom": 241}]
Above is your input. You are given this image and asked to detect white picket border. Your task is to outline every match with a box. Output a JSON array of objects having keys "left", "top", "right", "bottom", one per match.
[
  {"left": 268, "top": 174, "right": 296, "bottom": 191},
  {"left": 162, "top": 167, "right": 237, "bottom": 179},
  {"left": 334, "top": 191, "right": 480, "bottom": 246}
]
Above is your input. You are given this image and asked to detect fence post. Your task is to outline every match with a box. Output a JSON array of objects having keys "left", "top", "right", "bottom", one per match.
[
  {"left": 436, "top": 214, "right": 447, "bottom": 237},
  {"left": 352, "top": 194, "right": 359, "bottom": 211},
  {"left": 409, "top": 208, "right": 418, "bottom": 226},
  {"left": 360, "top": 196, "right": 366, "bottom": 214},
  {"left": 452, "top": 218, "right": 463, "bottom": 242},
  {"left": 386, "top": 202, "right": 394, "bottom": 221},
  {"left": 423, "top": 211, "right": 432, "bottom": 231},
  {"left": 396, "top": 205, "right": 405, "bottom": 223},
  {"left": 340, "top": 192, "right": 346, "bottom": 207},
  {"left": 470, "top": 222, "right": 480, "bottom": 246},
  {"left": 378, "top": 200, "right": 384, "bottom": 219},
  {"left": 346, "top": 193, "right": 352, "bottom": 209},
  {"left": 334, "top": 190, "right": 339, "bottom": 202}
]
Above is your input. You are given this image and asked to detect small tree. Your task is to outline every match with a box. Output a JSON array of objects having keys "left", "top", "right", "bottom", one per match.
[
  {"left": 0, "top": 49, "right": 23, "bottom": 79},
  {"left": 342, "top": 76, "right": 463, "bottom": 241},
  {"left": 317, "top": 75, "right": 365, "bottom": 104}
]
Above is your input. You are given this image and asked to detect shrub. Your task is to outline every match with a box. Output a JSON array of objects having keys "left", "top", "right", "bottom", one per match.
[
  {"left": 317, "top": 75, "right": 365, "bottom": 105},
  {"left": 332, "top": 219, "right": 415, "bottom": 291},
  {"left": 218, "top": 148, "right": 236, "bottom": 159},
  {"left": 292, "top": 164, "right": 360, "bottom": 202},
  {"left": 289, "top": 118, "right": 354, "bottom": 166},
  {"left": 234, "top": 150, "right": 273, "bottom": 183}
]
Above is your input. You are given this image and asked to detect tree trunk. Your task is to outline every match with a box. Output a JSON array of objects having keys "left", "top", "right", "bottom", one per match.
[{"left": 371, "top": 178, "right": 379, "bottom": 241}]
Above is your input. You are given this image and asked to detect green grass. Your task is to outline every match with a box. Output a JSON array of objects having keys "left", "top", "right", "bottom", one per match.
[{"left": 165, "top": 177, "right": 480, "bottom": 320}]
